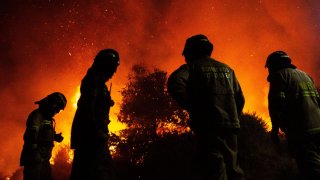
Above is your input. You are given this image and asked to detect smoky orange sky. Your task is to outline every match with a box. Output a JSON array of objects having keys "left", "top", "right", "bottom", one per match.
[{"left": 1, "top": 0, "right": 320, "bottom": 176}]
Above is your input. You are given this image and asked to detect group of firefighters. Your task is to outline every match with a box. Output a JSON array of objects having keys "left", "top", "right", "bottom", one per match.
[{"left": 20, "top": 35, "right": 320, "bottom": 180}]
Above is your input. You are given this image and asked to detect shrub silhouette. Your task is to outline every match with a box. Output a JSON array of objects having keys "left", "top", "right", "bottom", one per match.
[
  {"left": 52, "top": 145, "right": 72, "bottom": 180},
  {"left": 238, "top": 113, "right": 298, "bottom": 180}
]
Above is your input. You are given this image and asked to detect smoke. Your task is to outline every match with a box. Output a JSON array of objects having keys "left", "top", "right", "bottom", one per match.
[{"left": 0, "top": 0, "right": 319, "bottom": 176}]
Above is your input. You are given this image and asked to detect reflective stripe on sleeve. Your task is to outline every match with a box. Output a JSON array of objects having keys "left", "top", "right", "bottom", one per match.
[
  {"left": 300, "top": 90, "right": 318, "bottom": 97},
  {"left": 42, "top": 120, "right": 52, "bottom": 126},
  {"left": 279, "top": 92, "right": 286, "bottom": 98}
]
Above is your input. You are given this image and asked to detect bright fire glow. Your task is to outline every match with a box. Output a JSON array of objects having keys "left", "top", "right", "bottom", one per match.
[
  {"left": 1, "top": 0, "right": 320, "bottom": 177},
  {"left": 69, "top": 85, "right": 127, "bottom": 135},
  {"left": 50, "top": 86, "right": 127, "bottom": 164},
  {"left": 157, "top": 122, "right": 191, "bottom": 136},
  {"left": 72, "top": 86, "right": 81, "bottom": 109}
]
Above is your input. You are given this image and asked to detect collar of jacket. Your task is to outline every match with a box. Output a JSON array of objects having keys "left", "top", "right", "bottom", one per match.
[
  {"left": 186, "top": 55, "right": 211, "bottom": 63},
  {"left": 267, "top": 64, "right": 297, "bottom": 82}
]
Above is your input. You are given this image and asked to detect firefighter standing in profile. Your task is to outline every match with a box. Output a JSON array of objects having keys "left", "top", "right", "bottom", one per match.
[
  {"left": 266, "top": 51, "right": 320, "bottom": 179},
  {"left": 70, "top": 49, "right": 120, "bottom": 180},
  {"left": 20, "top": 92, "right": 67, "bottom": 180},
  {"left": 168, "top": 34, "right": 245, "bottom": 180}
]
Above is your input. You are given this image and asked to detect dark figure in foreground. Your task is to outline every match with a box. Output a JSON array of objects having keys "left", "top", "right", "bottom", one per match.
[
  {"left": 20, "top": 92, "right": 67, "bottom": 180},
  {"left": 266, "top": 51, "right": 320, "bottom": 180},
  {"left": 168, "top": 34, "right": 245, "bottom": 180},
  {"left": 70, "top": 49, "right": 120, "bottom": 180}
]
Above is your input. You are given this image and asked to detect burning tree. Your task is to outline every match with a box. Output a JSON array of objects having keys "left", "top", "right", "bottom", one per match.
[
  {"left": 118, "top": 64, "right": 189, "bottom": 136},
  {"left": 117, "top": 64, "right": 190, "bottom": 156},
  {"left": 112, "top": 64, "right": 191, "bottom": 179}
]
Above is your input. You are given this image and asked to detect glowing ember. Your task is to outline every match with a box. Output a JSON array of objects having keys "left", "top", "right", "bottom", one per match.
[
  {"left": 109, "top": 145, "right": 117, "bottom": 156},
  {"left": 67, "top": 149, "right": 74, "bottom": 164},
  {"left": 157, "top": 122, "right": 191, "bottom": 136}
]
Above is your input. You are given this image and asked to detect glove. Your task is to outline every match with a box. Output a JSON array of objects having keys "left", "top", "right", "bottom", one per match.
[
  {"left": 54, "top": 133, "right": 64, "bottom": 143},
  {"left": 271, "top": 129, "right": 279, "bottom": 145}
]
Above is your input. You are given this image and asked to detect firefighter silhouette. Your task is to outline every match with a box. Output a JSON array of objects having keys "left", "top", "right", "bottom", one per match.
[
  {"left": 70, "top": 49, "right": 120, "bottom": 180},
  {"left": 20, "top": 92, "right": 66, "bottom": 180},
  {"left": 266, "top": 51, "right": 320, "bottom": 179},
  {"left": 168, "top": 34, "right": 245, "bottom": 180}
]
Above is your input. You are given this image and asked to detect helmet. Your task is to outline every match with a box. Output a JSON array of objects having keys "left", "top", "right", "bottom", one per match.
[
  {"left": 93, "top": 49, "right": 120, "bottom": 71},
  {"left": 36, "top": 92, "right": 67, "bottom": 110},
  {"left": 182, "top": 34, "right": 213, "bottom": 60},
  {"left": 265, "top": 51, "right": 292, "bottom": 69}
]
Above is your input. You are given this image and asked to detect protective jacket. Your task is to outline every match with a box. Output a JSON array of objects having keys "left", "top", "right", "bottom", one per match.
[
  {"left": 71, "top": 68, "right": 113, "bottom": 149},
  {"left": 268, "top": 67, "right": 320, "bottom": 139},
  {"left": 168, "top": 57, "right": 244, "bottom": 131},
  {"left": 20, "top": 109, "right": 55, "bottom": 166}
]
